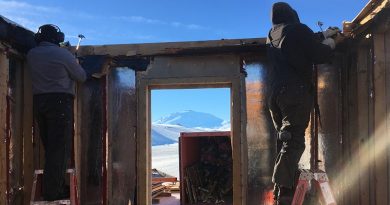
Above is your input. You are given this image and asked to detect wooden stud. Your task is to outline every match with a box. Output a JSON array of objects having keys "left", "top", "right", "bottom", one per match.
[{"left": 22, "top": 62, "right": 34, "bottom": 205}]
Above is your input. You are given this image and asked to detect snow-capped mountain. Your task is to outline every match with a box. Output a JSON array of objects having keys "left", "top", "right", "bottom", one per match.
[
  {"left": 154, "top": 110, "right": 224, "bottom": 129},
  {"left": 152, "top": 110, "right": 230, "bottom": 146}
]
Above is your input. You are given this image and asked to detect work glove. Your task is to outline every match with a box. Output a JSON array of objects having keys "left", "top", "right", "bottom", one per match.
[
  {"left": 323, "top": 27, "right": 341, "bottom": 38},
  {"left": 322, "top": 38, "right": 336, "bottom": 49}
]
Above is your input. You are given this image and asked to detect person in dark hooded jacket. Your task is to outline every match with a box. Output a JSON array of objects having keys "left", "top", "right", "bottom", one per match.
[{"left": 266, "top": 2, "right": 340, "bottom": 204}]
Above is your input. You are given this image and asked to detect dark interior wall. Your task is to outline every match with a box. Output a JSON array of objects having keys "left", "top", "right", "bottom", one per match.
[{"left": 108, "top": 67, "right": 137, "bottom": 205}]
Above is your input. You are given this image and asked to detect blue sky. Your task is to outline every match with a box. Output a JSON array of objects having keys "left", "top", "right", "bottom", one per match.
[
  {"left": 1, "top": 0, "right": 368, "bottom": 122},
  {"left": 1, "top": 0, "right": 367, "bottom": 45},
  {"left": 152, "top": 89, "right": 230, "bottom": 122}
]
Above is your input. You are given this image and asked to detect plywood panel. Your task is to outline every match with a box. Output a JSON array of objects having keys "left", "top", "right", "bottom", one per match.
[{"left": 373, "top": 32, "right": 388, "bottom": 205}]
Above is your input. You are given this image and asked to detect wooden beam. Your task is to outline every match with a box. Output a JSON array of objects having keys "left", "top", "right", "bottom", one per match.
[
  {"left": 0, "top": 50, "right": 9, "bottom": 205},
  {"left": 358, "top": 0, "right": 389, "bottom": 26},
  {"left": 77, "top": 38, "right": 266, "bottom": 57}
]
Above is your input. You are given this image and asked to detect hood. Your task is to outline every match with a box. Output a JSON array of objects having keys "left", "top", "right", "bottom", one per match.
[
  {"left": 267, "top": 2, "right": 300, "bottom": 48},
  {"left": 271, "top": 2, "right": 300, "bottom": 25}
]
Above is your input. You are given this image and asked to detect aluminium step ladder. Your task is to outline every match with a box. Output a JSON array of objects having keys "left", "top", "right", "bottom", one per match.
[
  {"left": 30, "top": 169, "right": 79, "bottom": 205},
  {"left": 292, "top": 169, "right": 336, "bottom": 205}
]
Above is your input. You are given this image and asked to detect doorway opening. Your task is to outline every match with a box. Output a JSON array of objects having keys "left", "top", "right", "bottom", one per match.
[{"left": 151, "top": 88, "right": 232, "bottom": 205}]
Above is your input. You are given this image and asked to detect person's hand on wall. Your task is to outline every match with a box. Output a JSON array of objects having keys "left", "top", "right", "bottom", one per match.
[
  {"left": 323, "top": 27, "right": 341, "bottom": 38},
  {"left": 333, "top": 33, "right": 346, "bottom": 45},
  {"left": 322, "top": 38, "right": 336, "bottom": 49}
]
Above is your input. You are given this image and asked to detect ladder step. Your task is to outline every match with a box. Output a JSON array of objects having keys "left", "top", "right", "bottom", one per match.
[
  {"left": 291, "top": 169, "right": 337, "bottom": 205},
  {"left": 31, "top": 199, "right": 71, "bottom": 205},
  {"left": 34, "top": 169, "right": 75, "bottom": 175}
]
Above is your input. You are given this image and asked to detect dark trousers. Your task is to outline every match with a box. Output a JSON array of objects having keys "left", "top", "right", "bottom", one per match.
[
  {"left": 33, "top": 93, "right": 74, "bottom": 200},
  {"left": 268, "top": 85, "right": 313, "bottom": 191}
]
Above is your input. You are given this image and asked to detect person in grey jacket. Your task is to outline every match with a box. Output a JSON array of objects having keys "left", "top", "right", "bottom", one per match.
[{"left": 27, "top": 24, "right": 86, "bottom": 201}]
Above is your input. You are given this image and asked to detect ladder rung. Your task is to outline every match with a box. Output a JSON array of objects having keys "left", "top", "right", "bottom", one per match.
[
  {"left": 34, "top": 170, "right": 44, "bottom": 175},
  {"left": 34, "top": 169, "right": 75, "bottom": 175},
  {"left": 31, "top": 199, "right": 71, "bottom": 205}
]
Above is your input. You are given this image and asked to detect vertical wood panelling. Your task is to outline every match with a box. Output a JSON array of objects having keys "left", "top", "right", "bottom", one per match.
[
  {"left": 373, "top": 32, "right": 388, "bottom": 205},
  {"left": 356, "top": 46, "right": 371, "bottom": 205},
  {"left": 385, "top": 31, "right": 390, "bottom": 205}
]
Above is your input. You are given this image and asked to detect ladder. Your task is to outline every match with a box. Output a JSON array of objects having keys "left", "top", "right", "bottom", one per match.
[
  {"left": 30, "top": 169, "right": 79, "bottom": 205},
  {"left": 292, "top": 169, "right": 336, "bottom": 205}
]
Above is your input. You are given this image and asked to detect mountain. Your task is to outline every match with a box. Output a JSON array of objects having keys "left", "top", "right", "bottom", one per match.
[
  {"left": 151, "top": 129, "right": 176, "bottom": 146},
  {"left": 154, "top": 110, "right": 224, "bottom": 128},
  {"left": 152, "top": 111, "right": 230, "bottom": 146}
]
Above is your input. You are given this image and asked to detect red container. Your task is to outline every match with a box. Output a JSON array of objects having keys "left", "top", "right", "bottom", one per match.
[{"left": 179, "top": 131, "right": 232, "bottom": 205}]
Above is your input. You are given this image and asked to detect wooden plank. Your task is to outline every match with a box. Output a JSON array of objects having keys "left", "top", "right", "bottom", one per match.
[
  {"left": 9, "top": 57, "right": 24, "bottom": 204},
  {"left": 0, "top": 50, "right": 9, "bottom": 205},
  {"left": 348, "top": 50, "right": 360, "bottom": 205},
  {"left": 152, "top": 178, "right": 177, "bottom": 183},
  {"left": 232, "top": 77, "right": 243, "bottom": 205},
  {"left": 137, "top": 80, "right": 150, "bottom": 205},
  {"left": 74, "top": 83, "right": 81, "bottom": 204},
  {"left": 77, "top": 38, "right": 265, "bottom": 57},
  {"left": 240, "top": 75, "right": 248, "bottom": 204},
  {"left": 373, "top": 32, "right": 388, "bottom": 205},
  {"left": 356, "top": 46, "right": 371, "bottom": 205},
  {"left": 23, "top": 62, "right": 34, "bottom": 205},
  {"left": 386, "top": 30, "right": 390, "bottom": 205}
]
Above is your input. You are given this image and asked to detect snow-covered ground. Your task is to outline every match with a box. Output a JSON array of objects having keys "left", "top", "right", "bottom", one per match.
[
  {"left": 152, "top": 143, "right": 180, "bottom": 178},
  {"left": 151, "top": 110, "right": 231, "bottom": 178}
]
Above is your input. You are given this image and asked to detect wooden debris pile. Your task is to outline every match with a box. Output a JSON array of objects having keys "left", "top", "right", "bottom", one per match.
[
  {"left": 152, "top": 169, "right": 177, "bottom": 201},
  {"left": 184, "top": 137, "right": 233, "bottom": 204}
]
